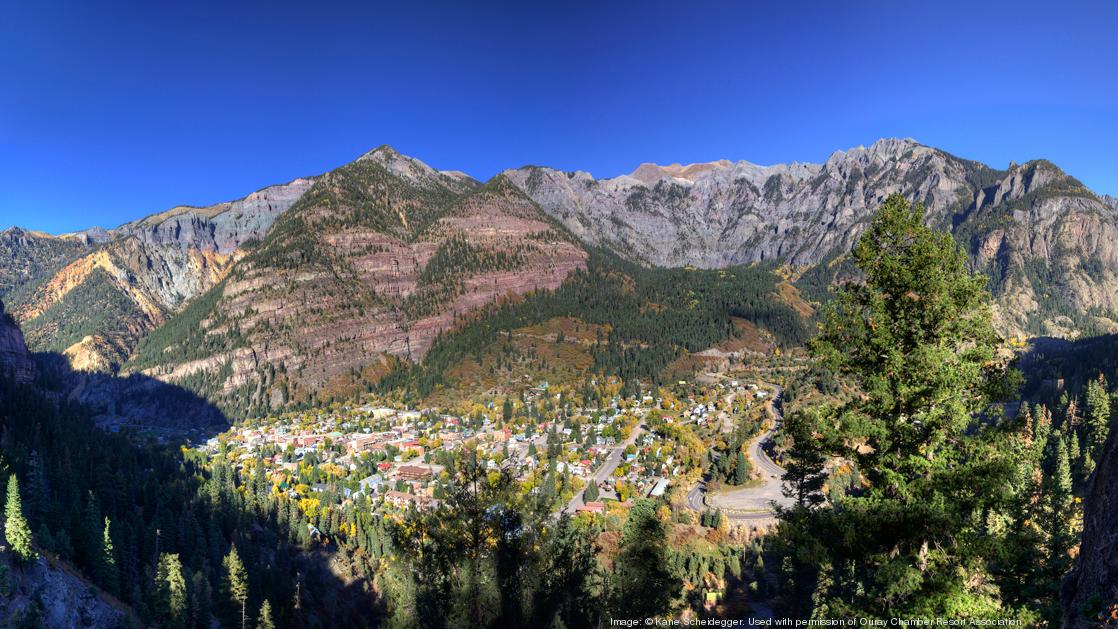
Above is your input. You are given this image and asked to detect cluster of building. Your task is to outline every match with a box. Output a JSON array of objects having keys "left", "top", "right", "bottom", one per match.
[
  {"left": 203, "top": 402, "right": 657, "bottom": 513},
  {"left": 199, "top": 378, "right": 770, "bottom": 517}
]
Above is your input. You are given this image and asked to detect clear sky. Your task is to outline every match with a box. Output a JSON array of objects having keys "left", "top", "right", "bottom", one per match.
[{"left": 2, "top": 0, "right": 1116, "bottom": 233}]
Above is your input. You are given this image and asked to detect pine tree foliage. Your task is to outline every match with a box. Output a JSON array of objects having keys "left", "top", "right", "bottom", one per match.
[
  {"left": 224, "top": 544, "right": 249, "bottom": 629},
  {"left": 775, "top": 195, "right": 1027, "bottom": 619},
  {"left": 155, "top": 552, "right": 188, "bottom": 628},
  {"left": 4, "top": 475, "right": 36, "bottom": 563},
  {"left": 257, "top": 599, "right": 276, "bottom": 629}
]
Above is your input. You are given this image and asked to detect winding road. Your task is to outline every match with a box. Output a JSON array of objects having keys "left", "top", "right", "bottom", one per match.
[{"left": 687, "top": 384, "right": 792, "bottom": 521}]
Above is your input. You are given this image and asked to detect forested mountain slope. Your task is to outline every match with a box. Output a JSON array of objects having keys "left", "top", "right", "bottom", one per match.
[
  {"left": 124, "top": 147, "right": 588, "bottom": 417},
  {"left": 0, "top": 303, "right": 372, "bottom": 627},
  {"left": 4, "top": 139, "right": 1118, "bottom": 421}
]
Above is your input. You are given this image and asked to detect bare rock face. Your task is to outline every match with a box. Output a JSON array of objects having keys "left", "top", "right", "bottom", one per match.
[
  {"left": 0, "top": 227, "right": 90, "bottom": 298},
  {"left": 4, "top": 177, "right": 317, "bottom": 372},
  {"left": 1063, "top": 427, "right": 1118, "bottom": 624},
  {"left": 0, "top": 300, "right": 35, "bottom": 384},
  {"left": 113, "top": 177, "right": 316, "bottom": 253},
  {"left": 507, "top": 140, "right": 1118, "bottom": 337},
  {"left": 0, "top": 553, "right": 126, "bottom": 628},
  {"left": 1102, "top": 194, "right": 1118, "bottom": 212},
  {"left": 506, "top": 138, "right": 966, "bottom": 268}
]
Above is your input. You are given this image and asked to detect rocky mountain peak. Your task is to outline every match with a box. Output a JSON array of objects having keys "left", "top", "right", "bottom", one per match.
[
  {"left": 628, "top": 159, "right": 734, "bottom": 185},
  {"left": 1103, "top": 194, "right": 1118, "bottom": 212},
  {"left": 824, "top": 137, "right": 925, "bottom": 168},
  {"left": 355, "top": 144, "right": 477, "bottom": 190}
]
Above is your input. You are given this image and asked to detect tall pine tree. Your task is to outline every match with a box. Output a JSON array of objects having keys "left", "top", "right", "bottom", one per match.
[
  {"left": 4, "top": 474, "right": 36, "bottom": 562},
  {"left": 224, "top": 544, "right": 250, "bottom": 629},
  {"left": 777, "top": 195, "right": 1024, "bottom": 618}
]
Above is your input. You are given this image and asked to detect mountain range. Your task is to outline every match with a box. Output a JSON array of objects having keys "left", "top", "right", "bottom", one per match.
[{"left": 4, "top": 138, "right": 1117, "bottom": 419}]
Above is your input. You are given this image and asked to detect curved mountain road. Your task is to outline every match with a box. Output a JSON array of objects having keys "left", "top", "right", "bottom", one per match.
[{"left": 687, "top": 384, "right": 792, "bottom": 521}]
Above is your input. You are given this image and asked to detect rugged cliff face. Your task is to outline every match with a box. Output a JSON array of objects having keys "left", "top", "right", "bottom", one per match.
[
  {"left": 0, "top": 552, "right": 128, "bottom": 629},
  {"left": 506, "top": 139, "right": 1118, "bottom": 337},
  {"left": 1102, "top": 194, "right": 1118, "bottom": 212},
  {"left": 125, "top": 147, "right": 587, "bottom": 415},
  {"left": 0, "top": 228, "right": 91, "bottom": 298},
  {"left": 1063, "top": 426, "right": 1118, "bottom": 624},
  {"left": 4, "top": 178, "right": 315, "bottom": 372},
  {"left": 112, "top": 177, "right": 315, "bottom": 253},
  {"left": 506, "top": 139, "right": 974, "bottom": 268},
  {"left": 0, "top": 300, "right": 35, "bottom": 384}
]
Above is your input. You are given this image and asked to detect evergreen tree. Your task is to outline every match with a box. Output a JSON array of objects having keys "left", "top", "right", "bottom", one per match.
[
  {"left": 611, "top": 499, "right": 680, "bottom": 619},
  {"left": 25, "top": 450, "right": 49, "bottom": 527},
  {"left": 732, "top": 450, "right": 749, "bottom": 485},
  {"left": 1042, "top": 436, "right": 1076, "bottom": 580},
  {"left": 257, "top": 599, "right": 276, "bottom": 629},
  {"left": 780, "top": 408, "right": 829, "bottom": 508},
  {"left": 95, "top": 516, "right": 119, "bottom": 595},
  {"left": 188, "top": 571, "right": 213, "bottom": 629},
  {"left": 224, "top": 544, "right": 250, "bottom": 629},
  {"left": 4, "top": 475, "right": 36, "bottom": 563},
  {"left": 776, "top": 195, "right": 1024, "bottom": 617},
  {"left": 532, "top": 515, "right": 602, "bottom": 627},
  {"left": 1084, "top": 375, "right": 1111, "bottom": 464},
  {"left": 154, "top": 552, "right": 188, "bottom": 628},
  {"left": 584, "top": 482, "right": 599, "bottom": 502}
]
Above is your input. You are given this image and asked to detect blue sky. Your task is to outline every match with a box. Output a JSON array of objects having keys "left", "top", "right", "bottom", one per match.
[{"left": 2, "top": 0, "right": 1116, "bottom": 233}]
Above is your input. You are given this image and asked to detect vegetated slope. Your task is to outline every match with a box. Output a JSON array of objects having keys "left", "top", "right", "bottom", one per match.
[
  {"left": 126, "top": 147, "right": 589, "bottom": 417},
  {"left": 381, "top": 247, "right": 810, "bottom": 401},
  {"left": 506, "top": 138, "right": 1118, "bottom": 337},
  {"left": 0, "top": 227, "right": 94, "bottom": 297},
  {"left": 0, "top": 311, "right": 367, "bottom": 628},
  {"left": 5, "top": 138, "right": 1116, "bottom": 419},
  {"left": 3, "top": 178, "right": 314, "bottom": 372}
]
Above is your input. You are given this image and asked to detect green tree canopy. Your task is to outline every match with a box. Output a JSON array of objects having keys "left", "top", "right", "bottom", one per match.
[
  {"left": 4, "top": 474, "right": 36, "bottom": 563},
  {"left": 223, "top": 544, "right": 249, "bottom": 629},
  {"left": 154, "top": 552, "right": 188, "bottom": 628},
  {"left": 777, "top": 194, "right": 1026, "bottom": 619}
]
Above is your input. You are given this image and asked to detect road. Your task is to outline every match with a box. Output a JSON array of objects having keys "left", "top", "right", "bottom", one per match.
[
  {"left": 562, "top": 419, "right": 646, "bottom": 514},
  {"left": 687, "top": 383, "right": 792, "bottom": 521}
]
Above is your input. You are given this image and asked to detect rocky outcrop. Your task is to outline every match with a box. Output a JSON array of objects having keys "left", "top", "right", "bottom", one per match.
[
  {"left": 0, "top": 228, "right": 90, "bottom": 298},
  {"left": 506, "top": 140, "right": 1118, "bottom": 337},
  {"left": 506, "top": 138, "right": 973, "bottom": 268},
  {"left": 1102, "top": 194, "right": 1118, "bottom": 213},
  {"left": 9, "top": 237, "right": 238, "bottom": 371},
  {"left": 4, "top": 176, "right": 317, "bottom": 372},
  {"left": 113, "top": 177, "right": 316, "bottom": 253},
  {"left": 0, "top": 553, "right": 128, "bottom": 628},
  {"left": 0, "top": 300, "right": 35, "bottom": 384},
  {"left": 1063, "top": 425, "right": 1118, "bottom": 624}
]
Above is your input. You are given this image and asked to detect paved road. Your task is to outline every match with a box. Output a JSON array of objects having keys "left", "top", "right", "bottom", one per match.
[
  {"left": 687, "top": 384, "right": 792, "bottom": 521},
  {"left": 563, "top": 419, "right": 646, "bottom": 514}
]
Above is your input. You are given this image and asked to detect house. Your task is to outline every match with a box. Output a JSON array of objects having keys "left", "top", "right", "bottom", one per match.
[
  {"left": 347, "top": 434, "right": 383, "bottom": 454},
  {"left": 396, "top": 464, "right": 434, "bottom": 482},
  {"left": 576, "top": 501, "right": 605, "bottom": 514},
  {"left": 358, "top": 474, "right": 384, "bottom": 494},
  {"left": 384, "top": 490, "right": 438, "bottom": 510}
]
